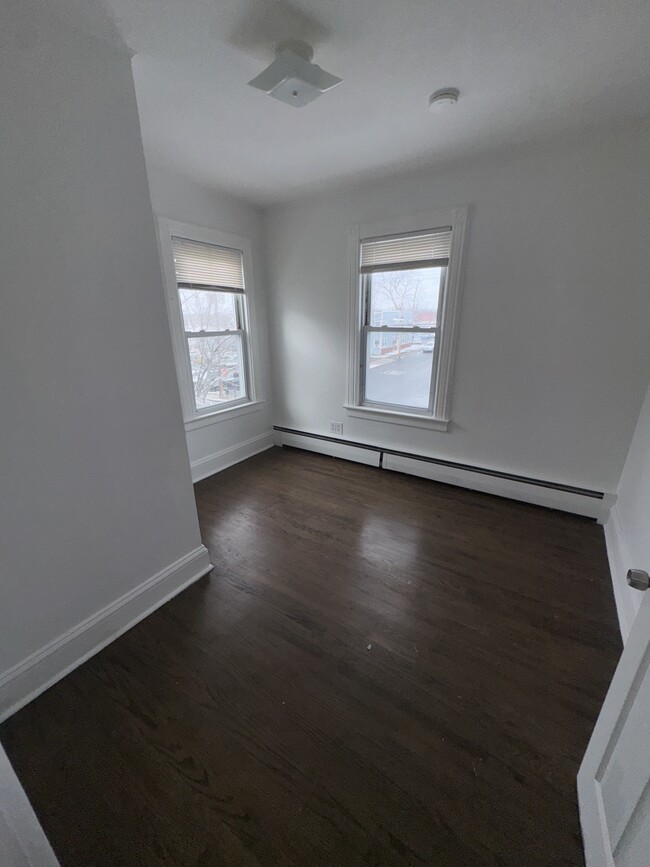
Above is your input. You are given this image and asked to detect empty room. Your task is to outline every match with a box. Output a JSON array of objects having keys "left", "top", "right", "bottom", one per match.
[{"left": 2, "top": 0, "right": 650, "bottom": 864}]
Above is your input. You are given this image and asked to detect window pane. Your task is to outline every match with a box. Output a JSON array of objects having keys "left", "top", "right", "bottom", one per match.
[
  {"left": 179, "top": 288, "right": 237, "bottom": 333},
  {"left": 187, "top": 335, "right": 245, "bottom": 410},
  {"left": 365, "top": 332, "right": 435, "bottom": 410},
  {"left": 368, "top": 267, "right": 442, "bottom": 328}
]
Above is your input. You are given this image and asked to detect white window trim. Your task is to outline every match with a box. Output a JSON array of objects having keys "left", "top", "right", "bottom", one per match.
[
  {"left": 183, "top": 399, "right": 266, "bottom": 431},
  {"left": 346, "top": 205, "right": 468, "bottom": 431},
  {"left": 157, "top": 218, "right": 264, "bottom": 428},
  {"left": 342, "top": 403, "right": 450, "bottom": 431}
]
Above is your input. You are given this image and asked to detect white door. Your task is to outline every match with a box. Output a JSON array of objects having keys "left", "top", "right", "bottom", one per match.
[{"left": 578, "top": 580, "right": 650, "bottom": 866}]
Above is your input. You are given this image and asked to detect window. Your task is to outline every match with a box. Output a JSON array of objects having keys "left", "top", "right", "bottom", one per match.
[
  {"left": 158, "top": 221, "right": 261, "bottom": 425},
  {"left": 347, "top": 208, "right": 467, "bottom": 430}
]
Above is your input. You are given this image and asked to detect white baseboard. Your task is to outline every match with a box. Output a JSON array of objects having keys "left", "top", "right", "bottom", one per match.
[
  {"left": 604, "top": 504, "right": 641, "bottom": 643},
  {"left": 190, "top": 431, "right": 275, "bottom": 482},
  {"left": 0, "top": 545, "right": 212, "bottom": 722},
  {"left": 274, "top": 429, "right": 613, "bottom": 521}
]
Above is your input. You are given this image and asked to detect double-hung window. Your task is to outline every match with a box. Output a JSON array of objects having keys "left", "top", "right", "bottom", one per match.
[
  {"left": 172, "top": 236, "right": 251, "bottom": 414},
  {"left": 158, "top": 221, "right": 260, "bottom": 424},
  {"left": 348, "top": 207, "right": 467, "bottom": 430}
]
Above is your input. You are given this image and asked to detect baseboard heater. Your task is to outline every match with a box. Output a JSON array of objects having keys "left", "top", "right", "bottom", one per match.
[{"left": 272, "top": 425, "right": 612, "bottom": 522}]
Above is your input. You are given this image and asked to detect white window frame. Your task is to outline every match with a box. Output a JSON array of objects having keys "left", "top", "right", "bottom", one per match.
[
  {"left": 345, "top": 206, "right": 468, "bottom": 431},
  {"left": 157, "top": 218, "right": 264, "bottom": 429}
]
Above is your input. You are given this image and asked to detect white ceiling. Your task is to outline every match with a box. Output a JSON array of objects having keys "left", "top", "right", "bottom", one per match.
[{"left": 66, "top": 0, "right": 650, "bottom": 204}]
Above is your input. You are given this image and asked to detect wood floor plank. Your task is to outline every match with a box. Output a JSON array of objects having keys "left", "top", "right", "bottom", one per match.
[{"left": 0, "top": 447, "right": 621, "bottom": 865}]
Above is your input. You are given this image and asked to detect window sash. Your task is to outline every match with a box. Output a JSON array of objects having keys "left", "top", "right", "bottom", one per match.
[
  {"left": 360, "top": 341, "right": 441, "bottom": 415},
  {"left": 179, "top": 287, "right": 245, "bottom": 336},
  {"left": 177, "top": 286, "right": 251, "bottom": 414},
  {"left": 184, "top": 329, "right": 244, "bottom": 338},
  {"left": 362, "top": 270, "right": 444, "bottom": 328},
  {"left": 358, "top": 267, "right": 446, "bottom": 415},
  {"left": 183, "top": 330, "right": 250, "bottom": 414},
  {"left": 364, "top": 326, "right": 438, "bottom": 333}
]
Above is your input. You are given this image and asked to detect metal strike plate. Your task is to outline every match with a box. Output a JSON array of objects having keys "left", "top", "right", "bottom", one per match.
[{"left": 626, "top": 569, "right": 650, "bottom": 591}]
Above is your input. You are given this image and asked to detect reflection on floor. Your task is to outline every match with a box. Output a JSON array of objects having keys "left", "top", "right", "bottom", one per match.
[{"left": 1, "top": 447, "right": 621, "bottom": 865}]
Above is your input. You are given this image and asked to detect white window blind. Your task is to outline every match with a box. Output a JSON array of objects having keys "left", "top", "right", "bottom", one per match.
[
  {"left": 172, "top": 236, "right": 245, "bottom": 291},
  {"left": 360, "top": 228, "right": 452, "bottom": 273}
]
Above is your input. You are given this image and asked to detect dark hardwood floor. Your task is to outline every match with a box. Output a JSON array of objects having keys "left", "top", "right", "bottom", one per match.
[{"left": 1, "top": 447, "right": 621, "bottom": 866}]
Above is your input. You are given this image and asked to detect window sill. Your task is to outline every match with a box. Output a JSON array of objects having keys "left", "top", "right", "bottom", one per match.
[
  {"left": 184, "top": 400, "right": 265, "bottom": 431},
  {"left": 343, "top": 404, "right": 449, "bottom": 431}
]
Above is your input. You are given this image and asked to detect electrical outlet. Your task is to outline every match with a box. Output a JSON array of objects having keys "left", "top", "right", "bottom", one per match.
[
  {"left": 329, "top": 421, "right": 344, "bottom": 436},
  {"left": 329, "top": 421, "right": 337, "bottom": 434}
]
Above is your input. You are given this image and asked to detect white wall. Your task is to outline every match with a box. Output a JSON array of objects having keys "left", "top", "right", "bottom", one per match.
[
  {"left": 145, "top": 164, "right": 274, "bottom": 480},
  {"left": 605, "top": 378, "right": 650, "bottom": 641},
  {"left": 0, "top": 6, "right": 208, "bottom": 714},
  {"left": 264, "top": 123, "right": 650, "bottom": 494}
]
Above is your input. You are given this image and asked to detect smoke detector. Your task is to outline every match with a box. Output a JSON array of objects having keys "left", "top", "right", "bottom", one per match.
[
  {"left": 428, "top": 88, "right": 460, "bottom": 111},
  {"left": 248, "top": 40, "right": 342, "bottom": 108}
]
